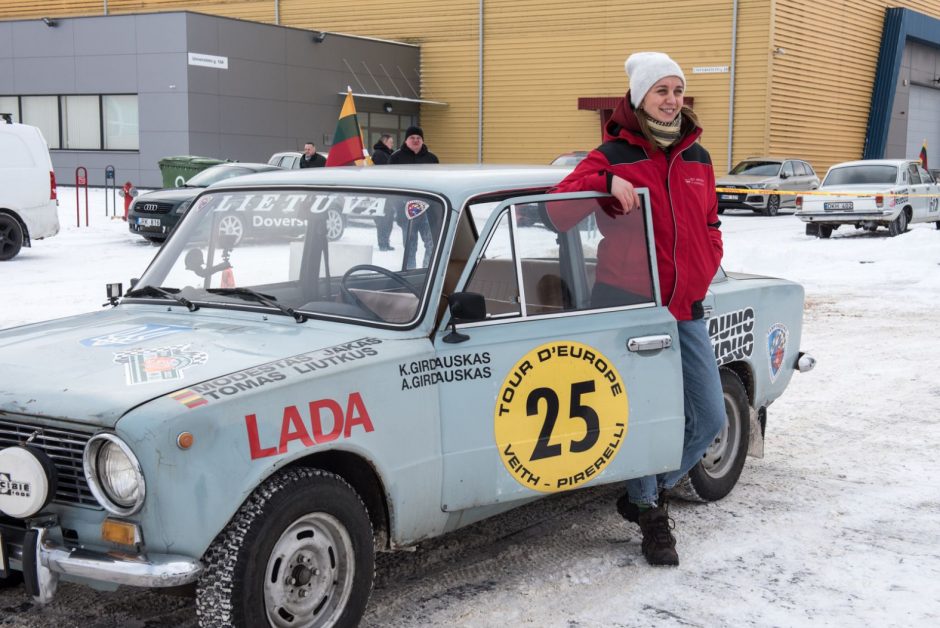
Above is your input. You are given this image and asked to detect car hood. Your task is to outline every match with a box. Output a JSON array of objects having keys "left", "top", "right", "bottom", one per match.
[
  {"left": 715, "top": 174, "right": 775, "bottom": 185},
  {"left": 0, "top": 308, "right": 382, "bottom": 429},
  {"left": 134, "top": 187, "right": 204, "bottom": 204}
]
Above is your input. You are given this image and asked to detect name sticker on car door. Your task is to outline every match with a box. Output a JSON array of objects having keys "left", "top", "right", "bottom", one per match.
[{"left": 494, "top": 341, "right": 628, "bottom": 493}]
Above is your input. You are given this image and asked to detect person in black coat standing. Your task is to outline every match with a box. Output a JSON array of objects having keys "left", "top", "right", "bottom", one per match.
[
  {"left": 371, "top": 134, "right": 398, "bottom": 250},
  {"left": 389, "top": 126, "right": 440, "bottom": 267},
  {"left": 299, "top": 142, "right": 327, "bottom": 168}
]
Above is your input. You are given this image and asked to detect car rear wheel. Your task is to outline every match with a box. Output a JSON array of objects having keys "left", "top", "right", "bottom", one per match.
[
  {"left": 888, "top": 210, "right": 908, "bottom": 237},
  {"left": 935, "top": 220, "right": 940, "bottom": 230},
  {"left": 671, "top": 369, "right": 751, "bottom": 502},
  {"left": 144, "top": 236, "right": 165, "bottom": 244},
  {"left": 818, "top": 224, "right": 833, "bottom": 239},
  {"left": 0, "top": 214, "right": 24, "bottom": 261},
  {"left": 196, "top": 468, "right": 374, "bottom": 628},
  {"left": 762, "top": 194, "right": 780, "bottom": 216}
]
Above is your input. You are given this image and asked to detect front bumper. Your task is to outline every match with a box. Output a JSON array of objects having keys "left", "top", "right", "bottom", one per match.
[
  {"left": 717, "top": 192, "right": 769, "bottom": 210},
  {"left": 2, "top": 517, "right": 203, "bottom": 603}
]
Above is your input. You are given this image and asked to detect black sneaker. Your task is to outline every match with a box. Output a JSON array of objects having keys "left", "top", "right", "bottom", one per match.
[{"left": 637, "top": 504, "right": 679, "bottom": 566}]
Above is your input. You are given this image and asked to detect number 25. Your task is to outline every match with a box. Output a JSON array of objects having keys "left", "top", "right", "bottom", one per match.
[{"left": 528, "top": 381, "right": 599, "bottom": 461}]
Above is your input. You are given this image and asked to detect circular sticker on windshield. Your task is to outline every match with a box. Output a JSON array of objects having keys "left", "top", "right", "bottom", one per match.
[{"left": 494, "top": 341, "right": 628, "bottom": 493}]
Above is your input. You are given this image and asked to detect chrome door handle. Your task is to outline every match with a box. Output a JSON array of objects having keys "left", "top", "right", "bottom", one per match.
[{"left": 627, "top": 334, "right": 673, "bottom": 352}]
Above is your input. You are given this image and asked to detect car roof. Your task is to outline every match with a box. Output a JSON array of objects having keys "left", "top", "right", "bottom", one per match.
[
  {"left": 738, "top": 156, "right": 809, "bottom": 162},
  {"left": 828, "top": 159, "right": 914, "bottom": 168},
  {"left": 209, "top": 162, "right": 279, "bottom": 170},
  {"left": 212, "top": 164, "right": 573, "bottom": 208}
]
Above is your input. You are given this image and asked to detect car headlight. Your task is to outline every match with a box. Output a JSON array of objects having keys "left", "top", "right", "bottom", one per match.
[
  {"left": 750, "top": 183, "right": 769, "bottom": 190},
  {"left": 175, "top": 200, "right": 192, "bottom": 214},
  {"left": 83, "top": 433, "right": 146, "bottom": 516}
]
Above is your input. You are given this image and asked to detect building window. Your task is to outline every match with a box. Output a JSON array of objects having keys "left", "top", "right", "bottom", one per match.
[
  {"left": 0, "top": 96, "right": 19, "bottom": 122},
  {"left": 62, "top": 95, "right": 102, "bottom": 149},
  {"left": 21, "top": 96, "right": 60, "bottom": 148},
  {"left": 104, "top": 94, "right": 139, "bottom": 150}
]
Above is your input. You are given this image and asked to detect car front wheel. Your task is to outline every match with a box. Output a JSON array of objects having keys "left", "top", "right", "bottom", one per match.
[
  {"left": 762, "top": 193, "right": 780, "bottom": 216},
  {"left": 0, "top": 214, "right": 24, "bottom": 261},
  {"left": 196, "top": 468, "right": 374, "bottom": 628}
]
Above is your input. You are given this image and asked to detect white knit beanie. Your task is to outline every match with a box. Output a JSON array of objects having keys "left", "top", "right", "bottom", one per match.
[{"left": 625, "top": 52, "right": 686, "bottom": 108}]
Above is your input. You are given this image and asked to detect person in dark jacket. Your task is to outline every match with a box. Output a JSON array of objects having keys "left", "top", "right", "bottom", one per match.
[
  {"left": 299, "top": 142, "right": 326, "bottom": 168},
  {"left": 389, "top": 126, "right": 440, "bottom": 268},
  {"left": 371, "top": 134, "right": 398, "bottom": 250},
  {"left": 553, "top": 52, "right": 725, "bottom": 567}
]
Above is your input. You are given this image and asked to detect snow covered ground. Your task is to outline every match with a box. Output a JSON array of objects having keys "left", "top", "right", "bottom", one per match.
[{"left": 1, "top": 189, "right": 939, "bottom": 627}]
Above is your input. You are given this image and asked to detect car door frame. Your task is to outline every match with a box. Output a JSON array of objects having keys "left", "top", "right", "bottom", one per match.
[{"left": 432, "top": 190, "right": 685, "bottom": 513}]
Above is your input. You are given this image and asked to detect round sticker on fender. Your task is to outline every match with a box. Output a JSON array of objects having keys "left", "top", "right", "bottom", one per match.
[
  {"left": 495, "top": 341, "right": 628, "bottom": 493},
  {"left": 0, "top": 447, "right": 54, "bottom": 518}
]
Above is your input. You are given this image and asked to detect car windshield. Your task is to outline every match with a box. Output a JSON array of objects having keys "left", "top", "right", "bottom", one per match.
[
  {"left": 823, "top": 165, "right": 898, "bottom": 186},
  {"left": 131, "top": 188, "right": 446, "bottom": 325},
  {"left": 185, "top": 166, "right": 260, "bottom": 187},
  {"left": 729, "top": 161, "right": 782, "bottom": 176}
]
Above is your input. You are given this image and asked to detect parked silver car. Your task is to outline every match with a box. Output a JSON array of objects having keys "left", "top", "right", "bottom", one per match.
[{"left": 716, "top": 157, "right": 819, "bottom": 216}]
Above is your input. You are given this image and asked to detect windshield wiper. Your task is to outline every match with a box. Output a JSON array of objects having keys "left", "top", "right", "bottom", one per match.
[
  {"left": 124, "top": 285, "right": 199, "bottom": 311},
  {"left": 206, "top": 287, "right": 307, "bottom": 323}
]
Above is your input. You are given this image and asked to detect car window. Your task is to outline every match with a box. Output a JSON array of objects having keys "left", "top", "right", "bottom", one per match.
[
  {"left": 792, "top": 162, "right": 807, "bottom": 176},
  {"left": 906, "top": 163, "right": 920, "bottom": 184},
  {"left": 823, "top": 165, "right": 897, "bottom": 186},
  {"left": 464, "top": 197, "right": 654, "bottom": 319},
  {"left": 186, "top": 166, "right": 258, "bottom": 187},
  {"left": 729, "top": 161, "right": 782, "bottom": 176},
  {"left": 803, "top": 161, "right": 817, "bottom": 177},
  {"left": 917, "top": 164, "right": 934, "bottom": 183},
  {"left": 133, "top": 188, "right": 446, "bottom": 326},
  {"left": 782, "top": 162, "right": 795, "bottom": 177}
]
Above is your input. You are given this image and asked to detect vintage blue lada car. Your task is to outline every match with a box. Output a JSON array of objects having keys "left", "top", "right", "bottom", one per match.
[{"left": 0, "top": 165, "right": 813, "bottom": 626}]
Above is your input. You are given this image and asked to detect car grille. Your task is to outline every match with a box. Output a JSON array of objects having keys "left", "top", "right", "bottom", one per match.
[
  {"left": 135, "top": 201, "right": 174, "bottom": 214},
  {"left": 0, "top": 418, "right": 100, "bottom": 509}
]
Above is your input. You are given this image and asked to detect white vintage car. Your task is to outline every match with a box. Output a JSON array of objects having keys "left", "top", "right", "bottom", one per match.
[{"left": 794, "top": 159, "right": 940, "bottom": 238}]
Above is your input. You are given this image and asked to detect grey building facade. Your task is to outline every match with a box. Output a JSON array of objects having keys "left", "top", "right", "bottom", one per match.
[{"left": 0, "top": 12, "right": 423, "bottom": 187}]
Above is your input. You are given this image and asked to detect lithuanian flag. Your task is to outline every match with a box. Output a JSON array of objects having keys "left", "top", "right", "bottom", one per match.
[
  {"left": 919, "top": 138, "right": 928, "bottom": 171},
  {"left": 326, "top": 88, "right": 371, "bottom": 167}
]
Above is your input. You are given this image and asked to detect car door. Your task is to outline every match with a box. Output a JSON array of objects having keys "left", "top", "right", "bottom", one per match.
[
  {"left": 904, "top": 162, "right": 928, "bottom": 220},
  {"left": 434, "top": 191, "right": 684, "bottom": 512},
  {"left": 915, "top": 163, "right": 939, "bottom": 222},
  {"left": 780, "top": 161, "right": 798, "bottom": 205}
]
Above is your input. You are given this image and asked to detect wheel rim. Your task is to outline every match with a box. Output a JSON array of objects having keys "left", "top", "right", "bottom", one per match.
[
  {"left": 218, "top": 215, "right": 243, "bottom": 244},
  {"left": 326, "top": 210, "right": 344, "bottom": 240},
  {"left": 263, "top": 512, "right": 356, "bottom": 628},
  {"left": 0, "top": 217, "right": 17, "bottom": 257},
  {"left": 767, "top": 195, "right": 779, "bottom": 215},
  {"left": 700, "top": 392, "right": 742, "bottom": 479}
]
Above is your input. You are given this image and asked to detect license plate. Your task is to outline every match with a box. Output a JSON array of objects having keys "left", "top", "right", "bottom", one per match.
[
  {"left": 824, "top": 201, "right": 853, "bottom": 210},
  {"left": 138, "top": 218, "right": 161, "bottom": 227},
  {"left": 720, "top": 194, "right": 737, "bottom": 200},
  {"left": 0, "top": 529, "right": 7, "bottom": 578}
]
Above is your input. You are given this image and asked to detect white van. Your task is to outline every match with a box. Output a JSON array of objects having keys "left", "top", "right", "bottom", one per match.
[{"left": 0, "top": 118, "right": 60, "bottom": 260}]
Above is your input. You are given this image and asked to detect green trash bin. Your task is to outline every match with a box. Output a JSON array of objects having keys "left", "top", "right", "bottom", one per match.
[{"left": 158, "top": 156, "right": 227, "bottom": 188}]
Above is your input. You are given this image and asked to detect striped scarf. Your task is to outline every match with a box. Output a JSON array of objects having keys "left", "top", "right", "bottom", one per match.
[{"left": 642, "top": 112, "right": 683, "bottom": 148}]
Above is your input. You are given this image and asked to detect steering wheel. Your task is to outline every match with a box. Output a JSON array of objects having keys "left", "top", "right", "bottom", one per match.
[{"left": 340, "top": 264, "right": 421, "bottom": 319}]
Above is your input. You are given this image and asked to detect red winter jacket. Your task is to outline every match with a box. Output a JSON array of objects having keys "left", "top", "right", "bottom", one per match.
[{"left": 552, "top": 94, "right": 723, "bottom": 321}]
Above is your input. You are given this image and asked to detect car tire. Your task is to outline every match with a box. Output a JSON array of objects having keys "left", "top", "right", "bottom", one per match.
[
  {"left": 144, "top": 236, "right": 165, "bottom": 244},
  {"left": 0, "top": 213, "right": 24, "bottom": 261},
  {"left": 818, "top": 224, "right": 833, "bottom": 239},
  {"left": 326, "top": 208, "right": 345, "bottom": 241},
  {"left": 217, "top": 215, "right": 244, "bottom": 245},
  {"left": 935, "top": 220, "right": 940, "bottom": 230},
  {"left": 717, "top": 207, "right": 725, "bottom": 215},
  {"left": 762, "top": 194, "right": 780, "bottom": 216},
  {"left": 196, "top": 468, "right": 374, "bottom": 628},
  {"left": 671, "top": 369, "right": 751, "bottom": 503},
  {"left": 888, "top": 210, "right": 907, "bottom": 237}
]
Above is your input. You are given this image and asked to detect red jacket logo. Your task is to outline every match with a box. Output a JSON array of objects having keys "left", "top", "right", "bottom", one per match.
[
  {"left": 245, "top": 392, "right": 374, "bottom": 459},
  {"left": 684, "top": 176, "right": 706, "bottom": 186}
]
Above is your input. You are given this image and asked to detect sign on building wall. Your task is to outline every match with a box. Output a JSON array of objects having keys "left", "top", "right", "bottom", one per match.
[
  {"left": 187, "top": 53, "right": 229, "bottom": 69},
  {"left": 692, "top": 66, "right": 729, "bottom": 74}
]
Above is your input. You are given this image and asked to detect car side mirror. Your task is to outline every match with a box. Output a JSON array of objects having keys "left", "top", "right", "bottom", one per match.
[
  {"left": 779, "top": 172, "right": 788, "bottom": 179},
  {"left": 443, "top": 292, "right": 487, "bottom": 344}
]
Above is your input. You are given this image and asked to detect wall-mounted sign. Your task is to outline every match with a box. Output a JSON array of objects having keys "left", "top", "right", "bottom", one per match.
[
  {"left": 692, "top": 66, "right": 729, "bottom": 74},
  {"left": 188, "top": 53, "right": 229, "bottom": 70}
]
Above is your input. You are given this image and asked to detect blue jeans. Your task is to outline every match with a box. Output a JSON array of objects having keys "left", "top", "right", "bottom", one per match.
[
  {"left": 403, "top": 214, "right": 433, "bottom": 269},
  {"left": 625, "top": 318, "right": 725, "bottom": 506}
]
